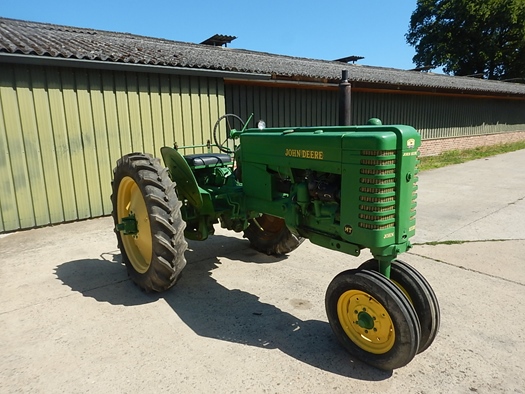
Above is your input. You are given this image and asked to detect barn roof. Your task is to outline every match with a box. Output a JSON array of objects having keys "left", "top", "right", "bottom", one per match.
[{"left": 1, "top": 17, "right": 525, "bottom": 96}]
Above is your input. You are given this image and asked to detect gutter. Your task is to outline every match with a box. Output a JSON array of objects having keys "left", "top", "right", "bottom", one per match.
[
  {"left": 224, "top": 78, "right": 525, "bottom": 100},
  {"left": 0, "top": 52, "right": 272, "bottom": 80}
]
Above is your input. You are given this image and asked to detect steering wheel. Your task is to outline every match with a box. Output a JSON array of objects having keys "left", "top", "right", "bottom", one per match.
[{"left": 213, "top": 114, "right": 245, "bottom": 154}]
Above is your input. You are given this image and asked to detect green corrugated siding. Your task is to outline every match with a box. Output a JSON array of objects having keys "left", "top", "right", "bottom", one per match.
[
  {"left": 352, "top": 92, "right": 525, "bottom": 139},
  {"left": 226, "top": 83, "right": 525, "bottom": 138},
  {"left": 225, "top": 84, "right": 338, "bottom": 128},
  {"left": 3, "top": 70, "right": 524, "bottom": 232},
  {"left": 0, "top": 63, "right": 225, "bottom": 233}
]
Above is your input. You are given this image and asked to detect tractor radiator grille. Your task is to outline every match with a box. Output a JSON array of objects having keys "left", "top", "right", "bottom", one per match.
[
  {"left": 359, "top": 213, "right": 395, "bottom": 221},
  {"left": 360, "top": 168, "right": 395, "bottom": 175},
  {"left": 358, "top": 150, "right": 397, "bottom": 234},
  {"left": 359, "top": 196, "right": 395, "bottom": 203},
  {"left": 361, "top": 150, "right": 396, "bottom": 156},
  {"left": 358, "top": 222, "right": 395, "bottom": 230},
  {"left": 360, "top": 178, "right": 394, "bottom": 185},
  {"left": 359, "top": 187, "right": 395, "bottom": 194},
  {"left": 360, "top": 159, "right": 396, "bottom": 166},
  {"left": 410, "top": 155, "right": 420, "bottom": 224},
  {"left": 359, "top": 204, "right": 394, "bottom": 213}
]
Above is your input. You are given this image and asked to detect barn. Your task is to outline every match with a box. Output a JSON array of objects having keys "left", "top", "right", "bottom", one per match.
[{"left": 1, "top": 17, "right": 524, "bottom": 233}]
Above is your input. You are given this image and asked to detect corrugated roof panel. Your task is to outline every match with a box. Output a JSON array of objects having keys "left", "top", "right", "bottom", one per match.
[{"left": 0, "top": 17, "right": 525, "bottom": 96}]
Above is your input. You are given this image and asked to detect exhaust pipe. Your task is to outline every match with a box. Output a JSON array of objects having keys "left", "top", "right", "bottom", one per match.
[{"left": 338, "top": 70, "right": 352, "bottom": 126}]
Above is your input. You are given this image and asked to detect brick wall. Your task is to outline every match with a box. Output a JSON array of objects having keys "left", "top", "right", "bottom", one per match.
[{"left": 419, "top": 131, "right": 525, "bottom": 157}]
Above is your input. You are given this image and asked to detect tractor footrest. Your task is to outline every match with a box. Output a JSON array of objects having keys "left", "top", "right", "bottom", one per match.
[{"left": 184, "top": 153, "right": 232, "bottom": 168}]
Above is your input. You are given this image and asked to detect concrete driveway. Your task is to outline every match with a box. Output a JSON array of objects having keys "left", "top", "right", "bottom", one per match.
[{"left": 1, "top": 150, "right": 524, "bottom": 393}]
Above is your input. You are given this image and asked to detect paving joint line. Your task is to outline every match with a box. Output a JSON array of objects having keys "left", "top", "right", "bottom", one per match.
[
  {"left": 0, "top": 278, "right": 131, "bottom": 316},
  {"left": 406, "top": 251, "right": 525, "bottom": 288},
  {"left": 413, "top": 238, "right": 525, "bottom": 246},
  {"left": 440, "top": 194, "right": 525, "bottom": 240}
]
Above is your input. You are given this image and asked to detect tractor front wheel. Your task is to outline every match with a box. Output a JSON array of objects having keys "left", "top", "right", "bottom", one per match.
[
  {"left": 111, "top": 153, "right": 187, "bottom": 292},
  {"left": 358, "top": 259, "right": 440, "bottom": 354},
  {"left": 243, "top": 214, "right": 304, "bottom": 255},
  {"left": 325, "top": 269, "right": 421, "bottom": 370}
]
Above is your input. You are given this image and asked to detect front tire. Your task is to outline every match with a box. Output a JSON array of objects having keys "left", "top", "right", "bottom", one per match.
[
  {"left": 358, "top": 259, "right": 440, "bottom": 354},
  {"left": 243, "top": 214, "right": 304, "bottom": 255},
  {"left": 111, "top": 153, "right": 187, "bottom": 292},
  {"left": 325, "top": 269, "right": 421, "bottom": 370}
]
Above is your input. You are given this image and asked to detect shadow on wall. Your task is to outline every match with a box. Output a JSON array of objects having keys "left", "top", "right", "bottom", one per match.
[{"left": 54, "top": 235, "right": 392, "bottom": 382}]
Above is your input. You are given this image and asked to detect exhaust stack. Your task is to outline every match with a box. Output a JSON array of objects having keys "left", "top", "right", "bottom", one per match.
[{"left": 338, "top": 70, "right": 352, "bottom": 126}]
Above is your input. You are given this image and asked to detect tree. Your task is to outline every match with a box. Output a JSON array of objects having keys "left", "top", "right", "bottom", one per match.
[{"left": 406, "top": 0, "right": 525, "bottom": 80}]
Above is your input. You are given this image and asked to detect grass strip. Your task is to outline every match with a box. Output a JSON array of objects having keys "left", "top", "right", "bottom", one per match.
[{"left": 419, "top": 140, "right": 525, "bottom": 171}]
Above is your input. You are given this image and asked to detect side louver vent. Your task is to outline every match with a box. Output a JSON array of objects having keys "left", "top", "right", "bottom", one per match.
[{"left": 358, "top": 150, "right": 397, "bottom": 232}]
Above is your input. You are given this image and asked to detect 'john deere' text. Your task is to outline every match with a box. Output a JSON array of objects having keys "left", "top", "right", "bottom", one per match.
[{"left": 285, "top": 149, "right": 324, "bottom": 160}]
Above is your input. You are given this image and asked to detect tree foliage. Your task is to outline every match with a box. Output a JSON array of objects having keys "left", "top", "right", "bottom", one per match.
[{"left": 406, "top": 0, "right": 525, "bottom": 80}]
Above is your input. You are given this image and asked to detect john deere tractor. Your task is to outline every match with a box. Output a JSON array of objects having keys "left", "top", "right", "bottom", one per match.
[{"left": 111, "top": 72, "right": 439, "bottom": 371}]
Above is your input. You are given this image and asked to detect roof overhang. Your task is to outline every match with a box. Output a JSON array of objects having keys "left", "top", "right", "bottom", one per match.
[
  {"left": 0, "top": 52, "right": 272, "bottom": 80},
  {"left": 224, "top": 77, "right": 525, "bottom": 100}
]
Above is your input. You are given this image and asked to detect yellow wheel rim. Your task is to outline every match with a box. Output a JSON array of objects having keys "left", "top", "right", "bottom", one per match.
[
  {"left": 337, "top": 290, "right": 395, "bottom": 354},
  {"left": 392, "top": 279, "right": 413, "bottom": 304},
  {"left": 117, "top": 176, "right": 153, "bottom": 274}
]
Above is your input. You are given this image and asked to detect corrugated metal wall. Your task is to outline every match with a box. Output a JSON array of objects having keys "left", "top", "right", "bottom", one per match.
[
  {"left": 225, "top": 83, "right": 525, "bottom": 139},
  {"left": 352, "top": 91, "right": 525, "bottom": 140},
  {"left": 3, "top": 70, "right": 524, "bottom": 233},
  {"left": 225, "top": 83, "right": 338, "bottom": 128},
  {"left": 0, "top": 63, "right": 225, "bottom": 233}
]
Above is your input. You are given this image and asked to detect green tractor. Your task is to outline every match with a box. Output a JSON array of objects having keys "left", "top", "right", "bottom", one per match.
[{"left": 111, "top": 73, "right": 439, "bottom": 371}]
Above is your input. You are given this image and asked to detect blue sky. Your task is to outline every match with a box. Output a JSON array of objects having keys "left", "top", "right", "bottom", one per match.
[{"left": 2, "top": 0, "right": 421, "bottom": 71}]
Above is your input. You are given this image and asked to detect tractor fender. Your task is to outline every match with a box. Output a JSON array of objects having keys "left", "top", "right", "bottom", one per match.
[{"left": 160, "top": 147, "right": 203, "bottom": 210}]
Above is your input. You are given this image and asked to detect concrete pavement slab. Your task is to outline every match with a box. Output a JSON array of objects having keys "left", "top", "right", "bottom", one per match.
[
  {"left": 411, "top": 240, "right": 525, "bottom": 285},
  {"left": 1, "top": 215, "right": 524, "bottom": 393},
  {"left": 414, "top": 149, "right": 525, "bottom": 243},
  {"left": 1, "top": 150, "right": 525, "bottom": 393}
]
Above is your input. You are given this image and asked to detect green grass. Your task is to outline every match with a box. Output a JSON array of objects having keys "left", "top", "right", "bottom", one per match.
[
  {"left": 421, "top": 240, "right": 466, "bottom": 246},
  {"left": 414, "top": 239, "right": 511, "bottom": 246},
  {"left": 419, "top": 140, "right": 525, "bottom": 171}
]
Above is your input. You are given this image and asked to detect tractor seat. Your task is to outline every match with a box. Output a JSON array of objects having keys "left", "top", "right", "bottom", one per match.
[{"left": 184, "top": 153, "right": 232, "bottom": 168}]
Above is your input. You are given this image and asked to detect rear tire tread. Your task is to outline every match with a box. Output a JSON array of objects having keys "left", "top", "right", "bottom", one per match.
[
  {"left": 243, "top": 214, "right": 304, "bottom": 255},
  {"left": 112, "top": 153, "right": 187, "bottom": 292}
]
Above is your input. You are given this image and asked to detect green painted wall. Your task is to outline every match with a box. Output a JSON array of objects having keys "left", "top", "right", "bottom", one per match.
[
  {"left": 225, "top": 84, "right": 338, "bottom": 128},
  {"left": 0, "top": 63, "right": 225, "bottom": 233},
  {"left": 351, "top": 91, "right": 525, "bottom": 140},
  {"left": 225, "top": 84, "right": 525, "bottom": 140}
]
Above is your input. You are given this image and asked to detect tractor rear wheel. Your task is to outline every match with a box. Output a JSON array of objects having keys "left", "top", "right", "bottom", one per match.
[
  {"left": 243, "top": 214, "right": 304, "bottom": 255},
  {"left": 111, "top": 153, "right": 187, "bottom": 292}
]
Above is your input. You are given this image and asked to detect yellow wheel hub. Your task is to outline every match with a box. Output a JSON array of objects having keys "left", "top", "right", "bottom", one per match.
[
  {"left": 337, "top": 290, "right": 395, "bottom": 354},
  {"left": 117, "top": 176, "right": 153, "bottom": 274}
]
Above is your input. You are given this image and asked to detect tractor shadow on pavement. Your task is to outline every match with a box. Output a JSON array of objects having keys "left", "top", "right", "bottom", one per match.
[
  {"left": 55, "top": 235, "right": 392, "bottom": 381},
  {"left": 54, "top": 250, "right": 162, "bottom": 307}
]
